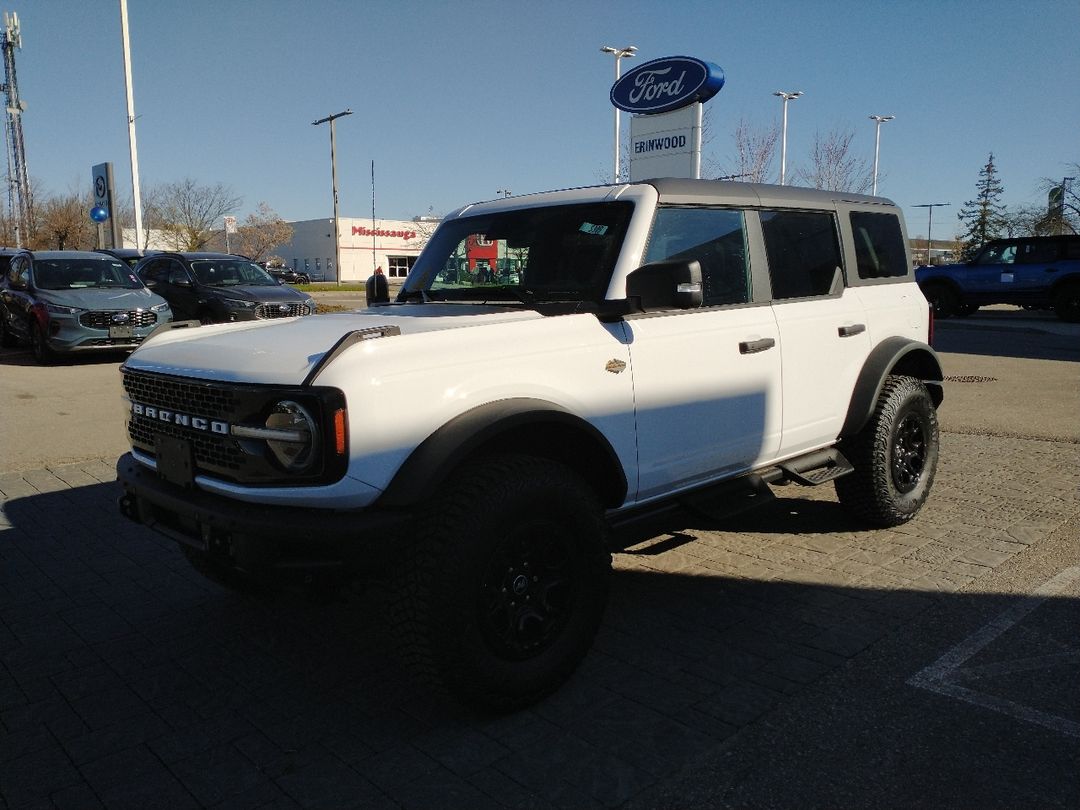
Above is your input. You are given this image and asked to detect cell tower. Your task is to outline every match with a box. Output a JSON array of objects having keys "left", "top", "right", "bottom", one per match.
[{"left": 2, "top": 10, "right": 31, "bottom": 247}]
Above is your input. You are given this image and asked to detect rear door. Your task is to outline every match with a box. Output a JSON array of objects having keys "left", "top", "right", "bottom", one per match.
[{"left": 759, "top": 209, "right": 872, "bottom": 457}]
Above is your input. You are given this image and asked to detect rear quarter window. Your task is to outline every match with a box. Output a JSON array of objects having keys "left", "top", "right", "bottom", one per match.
[{"left": 850, "top": 211, "right": 908, "bottom": 279}]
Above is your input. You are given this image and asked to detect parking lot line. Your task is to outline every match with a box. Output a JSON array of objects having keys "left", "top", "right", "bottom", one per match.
[{"left": 908, "top": 566, "right": 1080, "bottom": 738}]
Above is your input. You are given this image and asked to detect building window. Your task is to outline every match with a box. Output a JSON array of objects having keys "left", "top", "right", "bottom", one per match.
[{"left": 387, "top": 256, "right": 416, "bottom": 278}]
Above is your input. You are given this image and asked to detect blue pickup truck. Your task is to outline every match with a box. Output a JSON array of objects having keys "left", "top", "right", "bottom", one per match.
[{"left": 916, "top": 235, "right": 1080, "bottom": 321}]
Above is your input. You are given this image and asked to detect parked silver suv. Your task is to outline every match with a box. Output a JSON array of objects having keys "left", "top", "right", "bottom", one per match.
[{"left": 0, "top": 250, "right": 172, "bottom": 364}]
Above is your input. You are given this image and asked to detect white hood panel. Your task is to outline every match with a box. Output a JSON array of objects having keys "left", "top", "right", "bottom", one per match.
[{"left": 123, "top": 305, "right": 545, "bottom": 384}]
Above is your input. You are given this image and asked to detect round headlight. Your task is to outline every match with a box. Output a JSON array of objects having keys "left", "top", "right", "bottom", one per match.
[{"left": 264, "top": 400, "right": 319, "bottom": 472}]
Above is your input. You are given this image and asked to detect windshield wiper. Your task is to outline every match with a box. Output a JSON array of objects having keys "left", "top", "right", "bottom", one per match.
[{"left": 398, "top": 288, "right": 426, "bottom": 302}]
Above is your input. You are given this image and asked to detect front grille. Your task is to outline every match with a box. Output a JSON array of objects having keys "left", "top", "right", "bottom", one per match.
[
  {"left": 121, "top": 370, "right": 348, "bottom": 486},
  {"left": 123, "top": 371, "right": 243, "bottom": 473},
  {"left": 255, "top": 302, "right": 308, "bottom": 319},
  {"left": 80, "top": 310, "right": 158, "bottom": 329}
]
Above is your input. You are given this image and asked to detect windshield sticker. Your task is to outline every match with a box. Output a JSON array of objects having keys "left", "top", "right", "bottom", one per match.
[{"left": 579, "top": 223, "right": 609, "bottom": 236}]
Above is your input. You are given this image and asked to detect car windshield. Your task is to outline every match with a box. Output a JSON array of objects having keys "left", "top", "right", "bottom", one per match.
[
  {"left": 34, "top": 258, "right": 144, "bottom": 290},
  {"left": 400, "top": 201, "right": 634, "bottom": 304},
  {"left": 189, "top": 260, "right": 278, "bottom": 287}
]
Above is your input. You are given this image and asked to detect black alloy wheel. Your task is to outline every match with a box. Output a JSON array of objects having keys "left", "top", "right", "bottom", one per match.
[{"left": 478, "top": 519, "right": 578, "bottom": 662}]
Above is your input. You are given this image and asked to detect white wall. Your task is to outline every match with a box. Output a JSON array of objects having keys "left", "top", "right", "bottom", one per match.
[{"left": 273, "top": 217, "right": 432, "bottom": 282}]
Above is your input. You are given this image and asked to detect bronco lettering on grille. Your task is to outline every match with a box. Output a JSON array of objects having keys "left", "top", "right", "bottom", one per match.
[{"left": 131, "top": 402, "right": 229, "bottom": 434}]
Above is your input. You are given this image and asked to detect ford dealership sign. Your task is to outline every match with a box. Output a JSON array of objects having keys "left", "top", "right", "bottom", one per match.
[{"left": 610, "top": 56, "right": 725, "bottom": 115}]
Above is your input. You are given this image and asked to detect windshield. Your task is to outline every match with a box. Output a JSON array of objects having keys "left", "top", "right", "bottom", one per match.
[
  {"left": 189, "top": 259, "right": 279, "bottom": 287},
  {"left": 33, "top": 258, "right": 144, "bottom": 291},
  {"left": 401, "top": 201, "right": 634, "bottom": 303}
]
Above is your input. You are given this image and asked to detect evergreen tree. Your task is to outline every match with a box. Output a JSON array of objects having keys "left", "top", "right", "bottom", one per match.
[{"left": 956, "top": 153, "right": 1007, "bottom": 257}]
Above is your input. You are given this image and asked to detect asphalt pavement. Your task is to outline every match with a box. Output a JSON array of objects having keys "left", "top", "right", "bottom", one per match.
[{"left": 0, "top": 305, "right": 1077, "bottom": 809}]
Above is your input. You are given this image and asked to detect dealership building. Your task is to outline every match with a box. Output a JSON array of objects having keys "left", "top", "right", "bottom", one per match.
[{"left": 271, "top": 217, "right": 438, "bottom": 283}]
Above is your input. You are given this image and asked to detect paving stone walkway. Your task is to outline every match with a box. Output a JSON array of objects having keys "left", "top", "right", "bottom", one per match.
[{"left": 1, "top": 433, "right": 1077, "bottom": 809}]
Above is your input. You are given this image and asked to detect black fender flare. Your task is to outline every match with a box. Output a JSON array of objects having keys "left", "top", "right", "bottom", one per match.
[
  {"left": 839, "top": 337, "right": 944, "bottom": 439},
  {"left": 378, "top": 397, "right": 628, "bottom": 508}
]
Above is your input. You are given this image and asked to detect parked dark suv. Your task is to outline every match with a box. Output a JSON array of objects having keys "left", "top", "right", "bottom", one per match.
[
  {"left": 135, "top": 252, "right": 316, "bottom": 324},
  {"left": 916, "top": 235, "right": 1080, "bottom": 321}
]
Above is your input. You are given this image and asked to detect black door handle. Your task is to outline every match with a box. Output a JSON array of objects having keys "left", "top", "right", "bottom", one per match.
[
  {"left": 1045, "top": 267, "right": 1058, "bottom": 273},
  {"left": 838, "top": 323, "right": 866, "bottom": 337},
  {"left": 739, "top": 337, "right": 776, "bottom": 354}
]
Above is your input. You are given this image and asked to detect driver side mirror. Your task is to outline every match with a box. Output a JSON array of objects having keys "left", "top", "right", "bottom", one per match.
[
  {"left": 625, "top": 259, "right": 703, "bottom": 311},
  {"left": 170, "top": 270, "right": 192, "bottom": 288}
]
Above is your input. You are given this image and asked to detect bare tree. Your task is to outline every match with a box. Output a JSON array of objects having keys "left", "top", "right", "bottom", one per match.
[
  {"left": 152, "top": 178, "right": 241, "bottom": 251},
  {"left": 235, "top": 202, "right": 294, "bottom": 261},
  {"left": 795, "top": 128, "right": 873, "bottom": 193},
  {"left": 1033, "top": 163, "right": 1079, "bottom": 235},
  {"left": 711, "top": 118, "right": 778, "bottom": 182},
  {"left": 33, "top": 188, "right": 97, "bottom": 250}
]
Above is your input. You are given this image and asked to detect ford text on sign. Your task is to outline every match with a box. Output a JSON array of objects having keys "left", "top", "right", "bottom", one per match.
[{"left": 610, "top": 56, "right": 724, "bottom": 115}]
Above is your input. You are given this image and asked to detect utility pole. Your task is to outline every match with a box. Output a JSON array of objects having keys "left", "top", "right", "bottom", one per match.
[{"left": 312, "top": 109, "right": 352, "bottom": 285}]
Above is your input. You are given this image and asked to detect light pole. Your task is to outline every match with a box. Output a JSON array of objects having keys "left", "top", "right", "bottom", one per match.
[
  {"left": 869, "top": 114, "right": 895, "bottom": 196},
  {"left": 118, "top": 0, "right": 144, "bottom": 250},
  {"left": 312, "top": 109, "right": 352, "bottom": 285},
  {"left": 913, "top": 203, "right": 950, "bottom": 265},
  {"left": 600, "top": 44, "right": 637, "bottom": 183},
  {"left": 773, "top": 90, "right": 802, "bottom": 185}
]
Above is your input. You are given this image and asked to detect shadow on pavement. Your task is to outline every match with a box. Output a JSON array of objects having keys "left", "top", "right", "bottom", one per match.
[{"left": 1, "top": 480, "right": 1078, "bottom": 809}]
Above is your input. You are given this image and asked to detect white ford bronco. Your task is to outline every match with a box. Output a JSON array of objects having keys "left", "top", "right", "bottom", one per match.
[{"left": 117, "top": 179, "right": 943, "bottom": 711}]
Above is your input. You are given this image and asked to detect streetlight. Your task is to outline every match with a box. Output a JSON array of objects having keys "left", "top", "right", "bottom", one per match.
[
  {"left": 312, "top": 109, "right": 353, "bottom": 285},
  {"left": 869, "top": 114, "right": 895, "bottom": 196},
  {"left": 773, "top": 90, "right": 802, "bottom": 185},
  {"left": 600, "top": 44, "right": 637, "bottom": 183},
  {"left": 913, "top": 203, "right": 950, "bottom": 266}
]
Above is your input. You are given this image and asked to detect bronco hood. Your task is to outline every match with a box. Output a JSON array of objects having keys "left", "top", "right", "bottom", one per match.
[{"left": 123, "top": 304, "right": 544, "bottom": 385}]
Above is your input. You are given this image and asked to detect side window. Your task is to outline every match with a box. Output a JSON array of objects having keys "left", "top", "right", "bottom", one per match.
[
  {"left": 760, "top": 210, "right": 844, "bottom": 300},
  {"left": 1015, "top": 240, "right": 1058, "bottom": 264},
  {"left": 977, "top": 242, "right": 1017, "bottom": 265},
  {"left": 1064, "top": 240, "right": 1080, "bottom": 260},
  {"left": 11, "top": 257, "right": 29, "bottom": 287},
  {"left": 643, "top": 207, "right": 750, "bottom": 306},
  {"left": 849, "top": 211, "right": 908, "bottom": 279},
  {"left": 140, "top": 259, "right": 165, "bottom": 284}
]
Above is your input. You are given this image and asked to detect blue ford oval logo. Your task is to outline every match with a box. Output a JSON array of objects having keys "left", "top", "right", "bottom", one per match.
[{"left": 610, "top": 56, "right": 725, "bottom": 115}]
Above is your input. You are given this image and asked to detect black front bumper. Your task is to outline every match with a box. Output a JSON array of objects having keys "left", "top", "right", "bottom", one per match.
[{"left": 116, "top": 453, "right": 409, "bottom": 577}]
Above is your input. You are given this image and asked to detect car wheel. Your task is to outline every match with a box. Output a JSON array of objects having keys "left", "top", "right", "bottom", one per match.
[
  {"left": 389, "top": 453, "right": 610, "bottom": 712},
  {"left": 835, "top": 375, "right": 940, "bottom": 528},
  {"left": 955, "top": 303, "right": 979, "bottom": 317},
  {"left": 30, "top": 320, "right": 55, "bottom": 365},
  {"left": 298, "top": 275, "right": 310, "bottom": 285},
  {"left": 922, "top": 283, "right": 958, "bottom": 318},
  {"left": 0, "top": 312, "right": 18, "bottom": 348},
  {"left": 1053, "top": 282, "right": 1080, "bottom": 323},
  {"left": 198, "top": 309, "right": 216, "bottom": 325}
]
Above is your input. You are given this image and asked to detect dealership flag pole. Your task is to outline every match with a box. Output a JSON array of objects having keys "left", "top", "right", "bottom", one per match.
[{"left": 119, "top": 0, "right": 143, "bottom": 249}]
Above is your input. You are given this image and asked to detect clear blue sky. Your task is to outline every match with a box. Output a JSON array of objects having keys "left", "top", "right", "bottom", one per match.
[{"left": 14, "top": 0, "right": 1080, "bottom": 240}]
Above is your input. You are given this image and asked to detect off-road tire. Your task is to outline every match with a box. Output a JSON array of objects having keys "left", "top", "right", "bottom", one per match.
[
  {"left": 922, "top": 283, "right": 958, "bottom": 318},
  {"left": 1054, "top": 282, "right": 1080, "bottom": 323},
  {"left": 388, "top": 453, "right": 610, "bottom": 713},
  {"left": 835, "top": 375, "right": 939, "bottom": 527}
]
